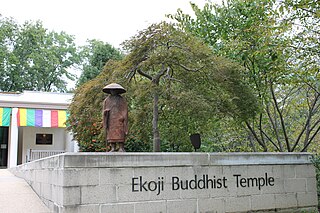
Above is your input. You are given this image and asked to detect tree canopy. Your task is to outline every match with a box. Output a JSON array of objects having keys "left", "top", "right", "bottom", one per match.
[
  {"left": 68, "top": 22, "right": 258, "bottom": 152},
  {"left": 0, "top": 16, "right": 79, "bottom": 92},
  {"left": 170, "top": 0, "right": 320, "bottom": 152}
]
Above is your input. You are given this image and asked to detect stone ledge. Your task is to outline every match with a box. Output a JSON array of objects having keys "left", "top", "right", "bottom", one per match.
[
  {"left": 209, "top": 152, "right": 312, "bottom": 166},
  {"left": 10, "top": 153, "right": 313, "bottom": 170},
  {"left": 36, "top": 152, "right": 313, "bottom": 168}
]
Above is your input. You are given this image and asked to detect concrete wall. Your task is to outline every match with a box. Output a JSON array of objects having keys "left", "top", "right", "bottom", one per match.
[{"left": 10, "top": 153, "right": 318, "bottom": 213}]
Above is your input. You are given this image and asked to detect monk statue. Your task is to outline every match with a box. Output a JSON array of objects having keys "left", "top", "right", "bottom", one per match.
[{"left": 102, "top": 83, "right": 128, "bottom": 152}]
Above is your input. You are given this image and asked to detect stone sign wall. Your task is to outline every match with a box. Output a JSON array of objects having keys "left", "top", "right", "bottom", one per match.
[{"left": 10, "top": 153, "right": 318, "bottom": 213}]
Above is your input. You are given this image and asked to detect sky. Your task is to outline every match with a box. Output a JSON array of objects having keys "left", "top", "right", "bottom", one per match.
[
  {"left": 0, "top": 0, "right": 217, "bottom": 48},
  {"left": 0, "top": 0, "right": 221, "bottom": 89}
]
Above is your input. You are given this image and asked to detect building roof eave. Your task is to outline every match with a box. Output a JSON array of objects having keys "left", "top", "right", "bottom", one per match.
[
  {"left": 0, "top": 91, "right": 73, "bottom": 110},
  {"left": 0, "top": 100, "right": 69, "bottom": 110}
]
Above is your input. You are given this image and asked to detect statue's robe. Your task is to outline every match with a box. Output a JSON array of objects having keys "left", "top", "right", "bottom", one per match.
[{"left": 102, "top": 94, "right": 128, "bottom": 143}]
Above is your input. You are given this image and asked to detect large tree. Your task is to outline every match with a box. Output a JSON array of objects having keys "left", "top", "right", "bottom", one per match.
[
  {"left": 0, "top": 16, "right": 79, "bottom": 92},
  {"left": 122, "top": 22, "right": 257, "bottom": 152},
  {"left": 68, "top": 22, "right": 258, "bottom": 152},
  {"left": 170, "top": 0, "right": 320, "bottom": 152}
]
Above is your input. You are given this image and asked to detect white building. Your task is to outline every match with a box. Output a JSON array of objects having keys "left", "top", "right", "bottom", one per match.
[{"left": 0, "top": 91, "right": 78, "bottom": 168}]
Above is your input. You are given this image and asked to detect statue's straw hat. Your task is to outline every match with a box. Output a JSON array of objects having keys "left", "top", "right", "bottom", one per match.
[{"left": 102, "top": 83, "right": 126, "bottom": 94}]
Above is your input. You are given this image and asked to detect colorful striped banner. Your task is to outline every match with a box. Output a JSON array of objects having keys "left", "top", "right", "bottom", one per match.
[
  {"left": 17, "top": 108, "right": 68, "bottom": 128},
  {"left": 0, "top": 108, "right": 11, "bottom": 126}
]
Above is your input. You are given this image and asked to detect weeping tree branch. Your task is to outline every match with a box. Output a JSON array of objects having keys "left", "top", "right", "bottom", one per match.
[
  {"left": 137, "top": 69, "right": 152, "bottom": 81},
  {"left": 179, "top": 63, "right": 205, "bottom": 72},
  {"left": 153, "top": 64, "right": 168, "bottom": 83}
]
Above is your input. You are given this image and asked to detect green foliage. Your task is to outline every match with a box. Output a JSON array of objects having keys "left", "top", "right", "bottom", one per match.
[
  {"left": 68, "top": 22, "right": 258, "bottom": 152},
  {"left": 77, "top": 39, "right": 123, "bottom": 86},
  {"left": 0, "top": 16, "right": 79, "bottom": 92},
  {"left": 122, "top": 22, "right": 258, "bottom": 151},
  {"left": 199, "top": 118, "right": 263, "bottom": 152},
  {"left": 67, "top": 61, "right": 112, "bottom": 152},
  {"left": 170, "top": 0, "right": 320, "bottom": 152},
  {"left": 125, "top": 131, "right": 151, "bottom": 152},
  {"left": 281, "top": 0, "right": 320, "bottom": 94},
  {"left": 68, "top": 60, "right": 151, "bottom": 152}
]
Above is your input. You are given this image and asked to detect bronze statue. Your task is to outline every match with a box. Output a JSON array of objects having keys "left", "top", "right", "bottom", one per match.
[{"left": 102, "top": 83, "right": 128, "bottom": 152}]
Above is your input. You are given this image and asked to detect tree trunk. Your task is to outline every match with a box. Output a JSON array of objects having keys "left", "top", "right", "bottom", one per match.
[
  {"left": 152, "top": 91, "right": 161, "bottom": 152},
  {"left": 137, "top": 66, "right": 166, "bottom": 152}
]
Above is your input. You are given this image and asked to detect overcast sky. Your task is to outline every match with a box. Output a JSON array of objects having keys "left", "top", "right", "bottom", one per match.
[
  {"left": 1, "top": 0, "right": 222, "bottom": 89},
  {"left": 0, "top": 0, "right": 219, "bottom": 48}
]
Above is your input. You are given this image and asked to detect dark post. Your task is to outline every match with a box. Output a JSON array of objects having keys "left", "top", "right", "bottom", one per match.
[{"left": 190, "top": 133, "right": 201, "bottom": 152}]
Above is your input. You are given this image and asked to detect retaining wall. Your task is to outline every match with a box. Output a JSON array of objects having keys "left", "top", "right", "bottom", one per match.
[{"left": 9, "top": 152, "right": 318, "bottom": 213}]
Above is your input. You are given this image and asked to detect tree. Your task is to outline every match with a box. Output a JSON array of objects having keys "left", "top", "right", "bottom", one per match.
[
  {"left": 0, "top": 16, "right": 79, "bottom": 92},
  {"left": 68, "top": 22, "right": 258, "bottom": 152},
  {"left": 279, "top": 0, "right": 320, "bottom": 152},
  {"left": 77, "top": 39, "right": 123, "bottom": 86},
  {"left": 170, "top": 0, "right": 320, "bottom": 152},
  {"left": 122, "top": 22, "right": 257, "bottom": 151}
]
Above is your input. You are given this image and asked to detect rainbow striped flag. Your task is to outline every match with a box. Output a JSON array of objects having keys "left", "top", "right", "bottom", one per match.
[
  {"left": 17, "top": 108, "right": 69, "bottom": 128},
  {"left": 0, "top": 108, "right": 11, "bottom": 126}
]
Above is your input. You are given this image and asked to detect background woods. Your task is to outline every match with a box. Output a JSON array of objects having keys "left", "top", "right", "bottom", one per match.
[
  {"left": 0, "top": 17, "right": 79, "bottom": 92},
  {"left": 170, "top": 0, "right": 320, "bottom": 152}
]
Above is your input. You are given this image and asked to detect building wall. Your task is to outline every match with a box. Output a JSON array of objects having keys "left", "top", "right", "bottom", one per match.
[{"left": 21, "top": 126, "right": 66, "bottom": 164}]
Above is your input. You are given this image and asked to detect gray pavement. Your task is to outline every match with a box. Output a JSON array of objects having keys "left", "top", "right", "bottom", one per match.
[{"left": 0, "top": 169, "right": 51, "bottom": 213}]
